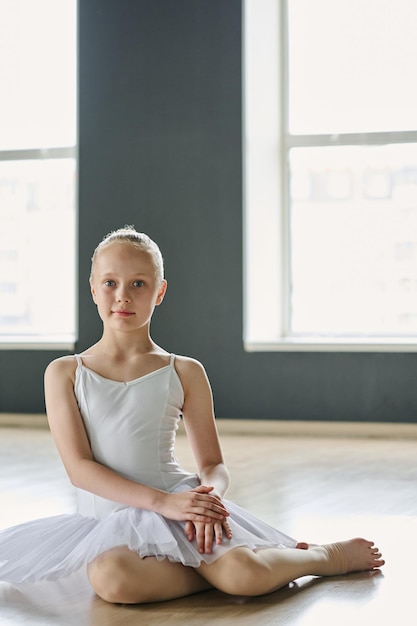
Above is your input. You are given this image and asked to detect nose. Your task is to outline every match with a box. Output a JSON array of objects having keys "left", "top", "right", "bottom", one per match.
[{"left": 116, "top": 284, "right": 131, "bottom": 302}]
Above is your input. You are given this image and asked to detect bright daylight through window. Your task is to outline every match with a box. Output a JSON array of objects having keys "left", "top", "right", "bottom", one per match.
[
  {"left": 0, "top": 0, "right": 76, "bottom": 348},
  {"left": 244, "top": 0, "right": 417, "bottom": 351}
]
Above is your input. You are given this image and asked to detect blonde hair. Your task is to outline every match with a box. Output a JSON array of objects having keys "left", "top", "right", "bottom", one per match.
[{"left": 91, "top": 226, "right": 164, "bottom": 283}]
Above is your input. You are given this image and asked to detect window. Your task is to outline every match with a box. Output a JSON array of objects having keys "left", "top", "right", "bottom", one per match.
[
  {"left": 244, "top": 0, "right": 417, "bottom": 351},
  {"left": 0, "top": 0, "right": 77, "bottom": 349}
]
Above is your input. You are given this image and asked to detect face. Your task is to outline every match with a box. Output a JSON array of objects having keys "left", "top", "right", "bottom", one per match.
[{"left": 90, "top": 242, "right": 167, "bottom": 332}]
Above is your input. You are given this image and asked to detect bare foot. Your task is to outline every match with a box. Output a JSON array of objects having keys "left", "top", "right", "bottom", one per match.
[{"left": 318, "top": 538, "right": 384, "bottom": 576}]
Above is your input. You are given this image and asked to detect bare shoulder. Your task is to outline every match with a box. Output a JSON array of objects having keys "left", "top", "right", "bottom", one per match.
[
  {"left": 173, "top": 354, "right": 208, "bottom": 377},
  {"left": 173, "top": 355, "right": 211, "bottom": 392},
  {"left": 44, "top": 355, "right": 78, "bottom": 384}
]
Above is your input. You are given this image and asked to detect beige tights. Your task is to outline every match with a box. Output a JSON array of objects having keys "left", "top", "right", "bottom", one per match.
[
  {"left": 198, "top": 538, "right": 384, "bottom": 597},
  {"left": 88, "top": 539, "right": 384, "bottom": 603}
]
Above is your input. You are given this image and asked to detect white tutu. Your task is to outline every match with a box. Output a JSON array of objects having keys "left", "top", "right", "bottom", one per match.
[{"left": 0, "top": 496, "right": 296, "bottom": 584}]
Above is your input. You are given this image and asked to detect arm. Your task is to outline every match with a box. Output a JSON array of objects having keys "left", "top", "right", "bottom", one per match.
[
  {"left": 44, "top": 357, "right": 228, "bottom": 524},
  {"left": 175, "top": 357, "right": 233, "bottom": 552}
]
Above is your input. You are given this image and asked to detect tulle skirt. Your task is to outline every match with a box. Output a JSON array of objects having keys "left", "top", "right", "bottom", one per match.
[{"left": 0, "top": 487, "right": 296, "bottom": 584}]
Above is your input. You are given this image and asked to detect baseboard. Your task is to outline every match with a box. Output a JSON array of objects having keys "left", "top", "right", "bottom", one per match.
[
  {"left": 214, "top": 418, "right": 417, "bottom": 439},
  {"left": 0, "top": 413, "right": 48, "bottom": 428},
  {"left": 1, "top": 413, "right": 416, "bottom": 439}
]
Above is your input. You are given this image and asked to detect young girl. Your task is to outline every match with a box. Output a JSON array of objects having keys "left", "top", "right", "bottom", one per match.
[{"left": 0, "top": 226, "right": 384, "bottom": 603}]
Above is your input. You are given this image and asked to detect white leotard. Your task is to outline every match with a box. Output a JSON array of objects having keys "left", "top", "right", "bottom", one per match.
[{"left": 74, "top": 354, "right": 196, "bottom": 517}]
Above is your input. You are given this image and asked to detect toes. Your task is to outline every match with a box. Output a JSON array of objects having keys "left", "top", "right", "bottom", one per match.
[
  {"left": 372, "top": 559, "right": 385, "bottom": 569},
  {"left": 369, "top": 546, "right": 383, "bottom": 560}
]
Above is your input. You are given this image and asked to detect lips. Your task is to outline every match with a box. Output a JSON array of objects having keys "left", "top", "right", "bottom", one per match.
[{"left": 112, "top": 310, "right": 134, "bottom": 317}]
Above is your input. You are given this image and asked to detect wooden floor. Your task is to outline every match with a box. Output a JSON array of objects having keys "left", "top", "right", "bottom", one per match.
[{"left": 0, "top": 423, "right": 416, "bottom": 625}]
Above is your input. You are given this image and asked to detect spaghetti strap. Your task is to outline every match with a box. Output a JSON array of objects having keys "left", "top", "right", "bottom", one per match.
[
  {"left": 169, "top": 353, "right": 176, "bottom": 367},
  {"left": 74, "top": 354, "right": 83, "bottom": 367}
]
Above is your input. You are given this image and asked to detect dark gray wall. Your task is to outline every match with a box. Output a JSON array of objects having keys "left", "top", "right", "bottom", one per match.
[{"left": 1, "top": 0, "right": 416, "bottom": 423}]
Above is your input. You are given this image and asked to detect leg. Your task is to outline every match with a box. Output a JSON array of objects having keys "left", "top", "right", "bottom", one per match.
[
  {"left": 197, "top": 539, "right": 384, "bottom": 597},
  {"left": 87, "top": 546, "right": 212, "bottom": 604}
]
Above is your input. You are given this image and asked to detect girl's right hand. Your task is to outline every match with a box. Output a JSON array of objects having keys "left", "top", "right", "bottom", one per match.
[{"left": 156, "top": 485, "right": 229, "bottom": 523}]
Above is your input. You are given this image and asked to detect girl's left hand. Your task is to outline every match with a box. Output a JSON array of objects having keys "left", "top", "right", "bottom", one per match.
[{"left": 184, "top": 518, "right": 233, "bottom": 554}]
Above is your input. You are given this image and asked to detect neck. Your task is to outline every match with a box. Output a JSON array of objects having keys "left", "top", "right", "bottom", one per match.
[{"left": 97, "top": 330, "right": 156, "bottom": 358}]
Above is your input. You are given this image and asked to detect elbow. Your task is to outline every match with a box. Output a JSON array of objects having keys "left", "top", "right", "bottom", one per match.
[
  {"left": 68, "top": 473, "right": 83, "bottom": 489},
  {"left": 64, "top": 459, "right": 91, "bottom": 490},
  {"left": 67, "top": 469, "right": 83, "bottom": 489}
]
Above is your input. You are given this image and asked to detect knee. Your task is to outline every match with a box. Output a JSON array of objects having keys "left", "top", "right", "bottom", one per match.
[{"left": 88, "top": 551, "right": 135, "bottom": 604}]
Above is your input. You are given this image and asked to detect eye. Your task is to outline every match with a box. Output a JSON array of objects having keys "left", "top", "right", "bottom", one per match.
[
  {"left": 133, "top": 280, "right": 144, "bottom": 288},
  {"left": 104, "top": 280, "right": 115, "bottom": 287}
]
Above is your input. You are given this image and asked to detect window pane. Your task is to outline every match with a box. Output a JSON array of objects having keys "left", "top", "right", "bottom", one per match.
[
  {"left": 288, "top": 0, "right": 417, "bottom": 134},
  {"left": 289, "top": 144, "right": 417, "bottom": 336},
  {"left": 0, "top": 0, "right": 76, "bottom": 149},
  {"left": 0, "top": 159, "right": 76, "bottom": 340}
]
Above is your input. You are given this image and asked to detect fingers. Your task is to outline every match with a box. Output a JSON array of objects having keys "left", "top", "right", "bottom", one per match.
[
  {"left": 195, "top": 522, "right": 216, "bottom": 554},
  {"left": 204, "top": 522, "right": 214, "bottom": 554},
  {"left": 184, "top": 520, "right": 195, "bottom": 542},
  {"left": 188, "top": 494, "right": 229, "bottom": 522},
  {"left": 191, "top": 485, "right": 214, "bottom": 494},
  {"left": 190, "top": 486, "right": 228, "bottom": 519},
  {"left": 163, "top": 489, "right": 229, "bottom": 525},
  {"left": 190, "top": 519, "right": 233, "bottom": 554},
  {"left": 221, "top": 519, "right": 233, "bottom": 542}
]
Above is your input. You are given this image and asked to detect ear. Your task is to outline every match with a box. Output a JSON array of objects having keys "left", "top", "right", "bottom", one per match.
[
  {"left": 155, "top": 280, "right": 167, "bottom": 306},
  {"left": 90, "top": 277, "right": 98, "bottom": 305}
]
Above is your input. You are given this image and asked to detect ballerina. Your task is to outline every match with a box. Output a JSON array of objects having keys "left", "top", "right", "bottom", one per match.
[{"left": 0, "top": 226, "right": 384, "bottom": 603}]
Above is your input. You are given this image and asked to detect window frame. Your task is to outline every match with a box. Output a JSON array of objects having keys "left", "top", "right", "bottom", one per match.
[
  {"left": 0, "top": 148, "right": 77, "bottom": 351},
  {"left": 243, "top": 0, "right": 417, "bottom": 352},
  {"left": 0, "top": 0, "right": 77, "bottom": 351}
]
